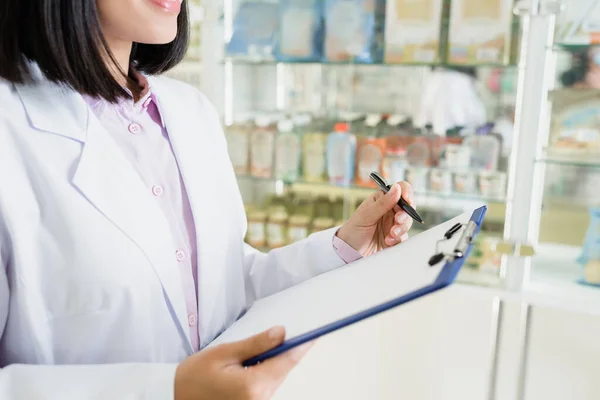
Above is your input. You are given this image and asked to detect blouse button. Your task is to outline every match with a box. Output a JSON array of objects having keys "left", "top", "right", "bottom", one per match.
[{"left": 128, "top": 123, "right": 141, "bottom": 134}]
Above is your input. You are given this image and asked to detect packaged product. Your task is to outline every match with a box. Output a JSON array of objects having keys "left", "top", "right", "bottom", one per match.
[
  {"left": 405, "top": 166, "right": 429, "bottom": 192},
  {"left": 246, "top": 211, "right": 267, "bottom": 248},
  {"left": 250, "top": 116, "right": 276, "bottom": 178},
  {"left": 302, "top": 132, "right": 328, "bottom": 182},
  {"left": 382, "top": 147, "right": 408, "bottom": 184},
  {"left": 384, "top": 0, "right": 444, "bottom": 63},
  {"left": 225, "top": 115, "right": 252, "bottom": 175},
  {"left": 555, "top": 0, "right": 600, "bottom": 45},
  {"left": 578, "top": 208, "right": 600, "bottom": 285},
  {"left": 548, "top": 89, "right": 600, "bottom": 160},
  {"left": 356, "top": 136, "right": 387, "bottom": 187},
  {"left": 312, "top": 217, "right": 335, "bottom": 234},
  {"left": 453, "top": 171, "right": 478, "bottom": 195},
  {"left": 226, "top": 2, "right": 279, "bottom": 60},
  {"left": 463, "top": 134, "right": 501, "bottom": 171},
  {"left": 288, "top": 215, "right": 311, "bottom": 243},
  {"left": 323, "top": 0, "right": 385, "bottom": 63},
  {"left": 276, "top": 0, "right": 324, "bottom": 62},
  {"left": 443, "top": 143, "right": 471, "bottom": 170},
  {"left": 406, "top": 138, "right": 431, "bottom": 167},
  {"left": 327, "top": 123, "right": 357, "bottom": 186},
  {"left": 266, "top": 210, "right": 289, "bottom": 249},
  {"left": 429, "top": 168, "right": 452, "bottom": 194},
  {"left": 448, "top": 0, "right": 514, "bottom": 65},
  {"left": 479, "top": 171, "right": 506, "bottom": 199},
  {"left": 274, "top": 119, "right": 301, "bottom": 182}
]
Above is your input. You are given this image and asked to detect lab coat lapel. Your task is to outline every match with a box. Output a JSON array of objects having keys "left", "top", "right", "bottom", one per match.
[
  {"left": 16, "top": 79, "right": 194, "bottom": 354},
  {"left": 151, "top": 80, "right": 227, "bottom": 333}
]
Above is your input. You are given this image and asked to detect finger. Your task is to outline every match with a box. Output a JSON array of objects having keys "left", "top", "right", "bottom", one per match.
[
  {"left": 223, "top": 326, "right": 286, "bottom": 363},
  {"left": 399, "top": 233, "right": 410, "bottom": 242},
  {"left": 367, "top": 183, "right": 402, "bottom": 224},
  {"left": 252, "top": 342, "right": 315, "bottom": 386},
  {"left": 390, "top": 224, "right": 408, "bottom": 240},
  {"left": 397, "top": 181, "right": 415, "bottom": 207},
  {"left": 395, "top": 211, "right": 409, "bottom": 225}
]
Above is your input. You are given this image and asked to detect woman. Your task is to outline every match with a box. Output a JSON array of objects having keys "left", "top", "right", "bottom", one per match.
[{"left": 0, "top": 1, "right": 415, "bottom": 399}]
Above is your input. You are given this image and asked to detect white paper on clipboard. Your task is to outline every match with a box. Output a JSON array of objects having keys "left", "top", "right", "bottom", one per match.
[{"left": 209, "top": 207, "right": 482, "bottom": 347}]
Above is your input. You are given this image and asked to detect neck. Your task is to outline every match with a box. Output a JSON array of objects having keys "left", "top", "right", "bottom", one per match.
[{"left": 104, "top": 36, "right": 141, "bottom": 99}]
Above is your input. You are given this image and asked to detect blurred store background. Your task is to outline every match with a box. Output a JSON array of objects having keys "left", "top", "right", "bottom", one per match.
[{"left": 167, "top": 0, "right": 600, "bottom": 399}]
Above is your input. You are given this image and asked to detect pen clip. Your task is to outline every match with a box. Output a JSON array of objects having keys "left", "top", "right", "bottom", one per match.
[{"left": 369, "top": 172, "right": 390, "bottom": 193}]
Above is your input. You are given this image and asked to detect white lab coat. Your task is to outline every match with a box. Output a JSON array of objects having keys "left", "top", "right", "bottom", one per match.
[{"left": 0, "top": 71, "right": 345, "bottom": 399}]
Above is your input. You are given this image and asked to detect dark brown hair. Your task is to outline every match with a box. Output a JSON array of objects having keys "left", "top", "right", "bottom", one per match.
[{"left": 0, "top": 0, "right": 189, "bottom": 102}]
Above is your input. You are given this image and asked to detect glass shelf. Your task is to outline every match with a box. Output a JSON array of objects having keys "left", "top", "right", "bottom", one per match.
[
  {"left": 222, "top": 57, "right": 518, "bottom": 69},
  {"left": 537, "top": 153, "right": 600, "bottom": 169},
  {"left": 525, "top": 243, "right": 600, "bottom": 316}
]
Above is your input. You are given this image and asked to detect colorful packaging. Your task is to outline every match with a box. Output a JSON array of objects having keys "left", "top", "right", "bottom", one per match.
[
  {"left": 382, "top": 148, "right": 408, "bottom": 184},
  {"left": 327, "top": 123, "right": 357, "bottom": 186},
  {"left": 384, "top": 0, "right": 444, "bottom": 63},
  {"left": 448, "top": 0, "right": 514, "bottom": 65},
  {"left": 274, "top": 119, "right": 301, "bottom": 182},
  {"left": 405, "top": 166, "right": 429, "bottom": 192},
  {"left": 556, "top": 0, "right": 600, "bottom": 45},
  {"left": 250, "top": 116, "right": 275, "bottom": 178},
  {"left": 276, "top": 0, "right": 324, "bottom": 61},
  {"left": 356, "top": 137, "right": 387, "bottom": 187},
  {"left": 578, "top": 208, "right": 600, "bottom": 282},
  {"left": 464, "top": 134, "right": 501, "bottom": 171},
  {"left": 324, "top": 0, "right": 385, "bottom": 63},
  {"left": 430, "top": 168, "right": 452, "bottom": 194},
  {"left": 479, "top": 171, "right": 506, "bottom": 199},
  {"left": 225, "top": 116, "right": 252, "bottom": 175},
  {"left": 226, "top": 2, "right": 279, "bottom": 60},
  {"left": 453, "top": 171, "right": 478, "bottom": 195},
  {"left": 302, "top": 132, "right": 328, "bottom": 182}
]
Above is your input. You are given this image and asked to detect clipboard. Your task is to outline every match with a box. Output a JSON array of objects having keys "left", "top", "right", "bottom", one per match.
[{"left": 210, "top": 206, "right": 487, "bottom": 367}]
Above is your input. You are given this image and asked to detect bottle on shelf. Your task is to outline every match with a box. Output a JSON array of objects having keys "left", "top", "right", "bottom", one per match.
[
  {"left": 274, "top": 119, "right": 301, "bottom": 183},
  {"left": 302, "top": 120, "right": 328, "bottom": 183},
  {"left": 327, "top": 122, "right": 356, "bottom": 186},
  {"left": 356, "top": 115, "right": 387, "bottom": 187},
  {"left": 311, "top": 195, "right": 334, "bottom": 234},
  {"left": 250, "top": 115, "right": 276, "bottom": 178},
  {"left": 225, "top": 114, "right": 252, "bottom": 176}
]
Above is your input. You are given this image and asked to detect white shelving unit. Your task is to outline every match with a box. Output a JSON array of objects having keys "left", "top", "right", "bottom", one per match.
[{"left": 184, "top": 0, "right": 600, "bottom": 398}]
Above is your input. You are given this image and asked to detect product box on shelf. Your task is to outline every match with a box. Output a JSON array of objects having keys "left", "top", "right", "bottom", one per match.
[
  {"left": 323, "top": 0, "right": 386, "bottom": 63},
  {"left": 276, "top": 0, "right": 324, "bottom": 62},
  {"left": 556, "top": 0, "right": 600, "bottom": 45},
  {"left": 546, "top": 89, "right": 600, "bottom": 160},
  {"left": 226, "top": 2, "right": 279, "bottom": 60},
  {"left": 384, "top": 0, "right": 444, "bottom": 64},
  {"left": 447, "top": 0, "right": 514, "bottom": 65}
]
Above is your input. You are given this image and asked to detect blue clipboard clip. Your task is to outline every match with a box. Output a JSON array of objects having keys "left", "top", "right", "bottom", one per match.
[{"left": 427, "top": 220, "right": 478, "bottom": 267}]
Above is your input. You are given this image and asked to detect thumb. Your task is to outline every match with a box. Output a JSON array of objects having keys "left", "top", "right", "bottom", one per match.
[
  {"left": 366, "top": 183, "right": 401, "bottom": 223},
  {"left": 223, "top": 326, "right": 286, "bottom": 363}
]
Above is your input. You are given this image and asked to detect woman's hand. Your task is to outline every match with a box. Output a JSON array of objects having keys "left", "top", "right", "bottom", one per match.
[
  {"left": 175, "top": 327, "right": 312, "bottom": 400},
  {"left": 336, "top": 182, "right": 415, "bottom": 257}
]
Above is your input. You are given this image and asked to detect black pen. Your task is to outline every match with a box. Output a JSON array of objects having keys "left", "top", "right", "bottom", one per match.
[{"left": 369, "top": 171, "right": 424, "bottom": 224}]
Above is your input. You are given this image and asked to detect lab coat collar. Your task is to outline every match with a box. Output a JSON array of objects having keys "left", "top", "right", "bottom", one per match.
[{"left": 14, "top": 64, "right": 88, "bottom": 143}]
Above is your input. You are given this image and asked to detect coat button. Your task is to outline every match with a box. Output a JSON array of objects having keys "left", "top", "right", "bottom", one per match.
[
  {"left": 152, "top": 185, "right": 164, "bottom": 197},
  {"left": 128, "top": 123, "right": 141, "bottom": 134},
  {"left": 176, "top": 250, "right": 186, "bottom": 262},
  {"left": 188, "top": 314, "right": 197, "bottom": 326}
]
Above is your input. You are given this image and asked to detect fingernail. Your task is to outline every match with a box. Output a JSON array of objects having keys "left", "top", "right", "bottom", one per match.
[
  {"left": 269, "top": 326, "right": 284, "bottom": 341},
  {"left": 393, "top": 227, "right": 403, "bottom": 237},
  {"left": 396, "top": 213, "right": 408, "bottom": 224}
]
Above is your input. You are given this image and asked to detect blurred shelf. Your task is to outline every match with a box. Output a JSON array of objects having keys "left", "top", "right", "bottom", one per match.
[
  {"left": 223, "top": 57, "right": 517, "bottom": 69},
  {"left": 537, "top": 153, "right": 600, "bottom": 168},
  {"left": 552, "top": 43, "right": 600, "bottom": 52},
  {"left": 457, "top": 268, "right": 504, "bottom": 289},
  {"left": 524, "top": 243, "right": 600, "bottom": 316},
  {"left": 542, "top": 196, "right": 600, "bottom": 209}
]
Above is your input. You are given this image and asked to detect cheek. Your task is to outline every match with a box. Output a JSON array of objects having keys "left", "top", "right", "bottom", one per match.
[{"left": 97, "top": 0, "right": 179, "bottom": 44}]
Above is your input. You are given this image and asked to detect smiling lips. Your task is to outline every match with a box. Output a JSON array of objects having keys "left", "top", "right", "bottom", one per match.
[{"left": 148, "top": 0, "right": 182, "bottom": 13}]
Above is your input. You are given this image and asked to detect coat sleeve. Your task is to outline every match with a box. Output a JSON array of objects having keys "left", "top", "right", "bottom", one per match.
[
  {"left": 0, "top": 244, "right": 178, "bottom": 400},
  {"left": 243, "top": 228, "right": 346, "bottom": 304}
]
